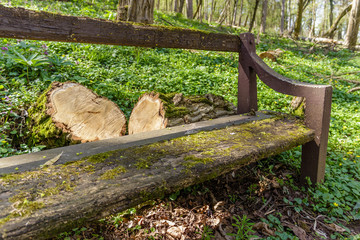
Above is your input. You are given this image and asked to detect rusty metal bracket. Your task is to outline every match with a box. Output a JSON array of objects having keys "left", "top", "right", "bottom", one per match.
[{"left": 238, "top": 33, "right": 332, "bottom": 184}]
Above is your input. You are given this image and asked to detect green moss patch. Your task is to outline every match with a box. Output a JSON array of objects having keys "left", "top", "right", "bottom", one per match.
[{"left": 99, "top": 166, "right": 127, "bottom": 180}]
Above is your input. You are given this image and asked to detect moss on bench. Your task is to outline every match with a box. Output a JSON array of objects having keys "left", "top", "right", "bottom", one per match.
[{"left": 0, "top": 115, "right": 314, "bottom": 239}]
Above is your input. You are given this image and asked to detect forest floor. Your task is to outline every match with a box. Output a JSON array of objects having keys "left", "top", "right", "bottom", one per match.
[{"left": 0, "top": 1, "right": 360, "bottom": 239}]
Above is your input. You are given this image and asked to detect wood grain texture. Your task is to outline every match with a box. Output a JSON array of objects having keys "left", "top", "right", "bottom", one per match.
[
  {"left": 46, "top": 82, "right": 127, "bottom": 142},
  {"left": 0, "top": 116, "right": 314, "bottom": 239},
  {"left": 128, "top": 93, "right": 167, "bottom": 134},
  {"left": 0, "top": 5, "right": 239, "bottom": 52}
]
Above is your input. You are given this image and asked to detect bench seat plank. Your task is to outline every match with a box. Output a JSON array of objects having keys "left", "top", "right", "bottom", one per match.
[{"left": 0, "top": 114, "right": 314, "bottom": 239}]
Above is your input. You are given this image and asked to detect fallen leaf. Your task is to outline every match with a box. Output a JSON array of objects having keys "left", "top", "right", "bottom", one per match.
[
  {"left": 328, "top": 223, "right": 346, "bottom": 232},
  {"left": 167, "top": 226, "right": 182, "bottom": 239},
  {"left": 253, "top": 222, "right": 275, "bottom": 236},
  {"left": 41, "top": 152, "right": 63, "bottom": 168},
  {"left": 284, "top": 223, "right": 307, "bottom": 240}
]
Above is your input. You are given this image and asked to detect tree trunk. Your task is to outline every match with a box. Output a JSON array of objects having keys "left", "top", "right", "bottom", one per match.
[
  {"left": 329, "top": 0, "right": 334, "bottom": 26},
  {"left": 260, "top": 0, "right": 268, "bottom": 34},
  {"left": 249, "top": 0, "right": 260, "bottom": 32},
  {"left": 186, "top": 0, "right": 193, "bottom": 18},
  {"left": 27, "top": 82, "right": 127, "bottom": 148},
  {"left": 231, "top": 0, "right": 238, "bottom": 26},
  {"left": 345, "top": 0, "right": 360, "bottom": 49},
  {"left": 308, "top": 0, "right": 316, "bottom": 38},
  {"left": 237, "top": 0, "right": 244, "bottom": 26},
  {"left": 157, "top": 0, "right": 160, "bottom": 10},
  {"left": 281, "top": 0, "right": 286, "bottom": 35},
  {"left": 209, "top": 0, "right": 216, "bottom": 23},
  {"left": 128, "top": 0, "right": 155, "bottom": 23},
  {"left": 193, "top": 0, "right": 202, "bottom": 19},
  {"left": 174, "top": 0, "right": 178, "bottom": 12},
  {"left": 322, "top": 4, "right": 352, "bottom": 38},
  {"left": 293, "top": 0, "right": 306, "bottom": 39},
  {"left": 288, "top": 0, "right": 292, "bottom": 31},
  {"left": 116, "top": 0, "right": 129, "bottom": 21},
  {"left": 179, "top": 0, "right": 185, "bottom": 13}
]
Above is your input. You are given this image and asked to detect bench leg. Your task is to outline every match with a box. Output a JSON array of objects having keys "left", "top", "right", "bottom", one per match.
[{"left": 300, "top": 87, "right": 332, "bottom": 184}]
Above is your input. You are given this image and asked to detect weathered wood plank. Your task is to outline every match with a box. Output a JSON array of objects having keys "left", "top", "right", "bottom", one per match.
[
  {"left": 0, "top": 114, "right": 268, "bottom": 174},
  {"left": 0, "top": 5, "right": 239, "bottom": 52},
  {"left": 0, "top": 115, "right": 314, "bottom": 239}
]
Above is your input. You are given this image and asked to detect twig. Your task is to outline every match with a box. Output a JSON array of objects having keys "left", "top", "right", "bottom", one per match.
[
  {"left": 311, "top": 72, "right": 360, "bottom": 84},
  {"left": 158, "top": 18, "right": 174, "bottom": 26},
  {"left": 259, "top": 196, "right": 272, "bottom": 212},
  {"left": 348, "top": 87, "right": 360, "bottom": 93}
]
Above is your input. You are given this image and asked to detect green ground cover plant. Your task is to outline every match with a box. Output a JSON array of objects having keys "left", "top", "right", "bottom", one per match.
[{"left": 0, "top": 0, "right": 359, "bottom": 238}]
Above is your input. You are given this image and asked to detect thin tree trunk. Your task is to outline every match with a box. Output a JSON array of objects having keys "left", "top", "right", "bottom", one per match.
[
  {"left": 243, "top": 13, "right": 249, "bottom": 27},
  {"left": 281, "top": 0, "right": 286, "bottom": 35},
  {"left": 329, "top": 0, "right": 334, "bottom": 26},
  {"left": 249, "top": 0, "right": 260, "bottom": 32},
  {"left": 288, "top": 0, "right": 292, "bottom": 31},
  {"left": 193, "top": 0, "right": 202, "bottom": 19},
  {"left": 345, "top": 0, "right": 360, "bottom": 49},
  {"left": 179, "top": 0, "right": 185, "bottom": 12},
  {"left": 322, "top": 4, "right": 352, "bottom": 38},
  {"left": 174, "top": 0, "right": 178, "bottom": 12},
  {"left": 157, "top": 0, "right": 160, "bottom": 10},
  {"left": 238, "top": 0, "right": 244, "bottom": 26},
  {"left": 293, "top": 0, "right": 310, "bottom": 38},
  {"left": 209, "top": 0, "right": 216, "bottom": 23},
  {"left": 232, "top": 0, "right": 239, "bottom": 26},
  {"left": 260, "top": 0, "right": 268, "bottom": 34},
  {"left": 186, "top": 0, "right": 193, "bottom": 18},
  {"left": 308, "top": 0, "right": 316, "bottom": 38}
]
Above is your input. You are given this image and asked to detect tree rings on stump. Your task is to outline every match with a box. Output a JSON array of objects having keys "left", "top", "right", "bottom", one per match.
[
  {"left": 128, "top": 93, "right": 168, "bottom": 134},
  {"left": 46, "top": 82, "right": 127, "bottom": 142}
]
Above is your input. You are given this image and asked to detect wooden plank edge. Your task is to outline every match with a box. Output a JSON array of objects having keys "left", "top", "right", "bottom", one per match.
[
  {"left": 0, "top": 113, "right": 270, "bottom": 174},
  {"left": 0, "top": 5, "right": 239, "bottom": 52}
]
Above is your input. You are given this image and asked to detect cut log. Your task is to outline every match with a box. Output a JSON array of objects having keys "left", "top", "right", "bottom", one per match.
[
  {"left": 28, "top": 82, "right": 126, "bottom": 147},
  {"left": 0, "top": 114, "right": 314, "bottom": 239},
  {"left": 128, "top": 93, "right": 167, "bottom": 134},
  {"left": 259, "top": 49, "right": 284, "bottom": 62},
  {"left": 128, "top": 92, "right": 237, "bottom": 134}
]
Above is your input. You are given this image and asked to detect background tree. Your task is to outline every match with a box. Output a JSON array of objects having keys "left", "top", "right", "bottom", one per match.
[
  {"left": 249, "top": 0, "right": 260, "bottom": 32},
  {"left": 117, "top": 0, "right": 155, "bottom": 23},
  {"left": 345, "top": 0, "right": 360, "bottom": 49},
  {"left": 260, "top": 0, "right": 269, "bottom": 34},
  {"left": 293, "top": 0, "right": 310, "bottom": 39}
]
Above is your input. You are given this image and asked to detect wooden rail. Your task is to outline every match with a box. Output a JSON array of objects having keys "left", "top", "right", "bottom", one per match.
[{"left": 0, "top": 5, "right": 239, "bottom": 52}]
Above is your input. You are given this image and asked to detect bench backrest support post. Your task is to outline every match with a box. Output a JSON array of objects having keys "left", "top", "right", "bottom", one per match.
[{"left": 237, "top": 34, "right": 258, "bottom": 113}]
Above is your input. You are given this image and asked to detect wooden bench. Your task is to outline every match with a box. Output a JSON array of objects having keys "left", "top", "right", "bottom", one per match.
[{"left": 0, "top": 5, "right": 332, "bottom": 239}]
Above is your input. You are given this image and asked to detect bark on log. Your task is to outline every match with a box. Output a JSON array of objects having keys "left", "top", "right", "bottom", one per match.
[
  {"left": 27, "top": 82, "right": 127, "bottom": 147},
  {"left": 158, "top": 93, "right": 237, "bottom": 127},
  {"left": 0, "top": 115, "right": 314, "bottom": 239},
  {"left": 129, "top": 92, "right": 237, "bottom": 134}
]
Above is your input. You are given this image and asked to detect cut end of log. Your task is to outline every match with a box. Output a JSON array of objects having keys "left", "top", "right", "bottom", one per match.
[
  {"left": 259, "top": 49, "right": 284, "bottom": 62},
  {"left": 128, "top": 93, "right": 168, "bottom": 135},
  {"left": 47, "top": 82, "right": 127, "bottom": 142}
]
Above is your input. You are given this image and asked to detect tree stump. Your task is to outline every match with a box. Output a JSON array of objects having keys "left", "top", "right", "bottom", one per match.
[
  {"left": 128, "top": 92, "right": 237, "bottom": 134},
  {"left": 28, "top": 82, "right": 127, "bottom": 147}
]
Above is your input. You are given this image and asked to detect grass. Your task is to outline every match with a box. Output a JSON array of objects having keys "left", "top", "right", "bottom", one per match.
[{"left": 0, "top": 1, "right": 359, "bottom": 238}]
